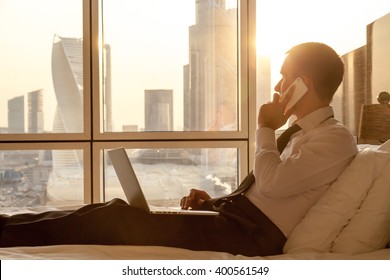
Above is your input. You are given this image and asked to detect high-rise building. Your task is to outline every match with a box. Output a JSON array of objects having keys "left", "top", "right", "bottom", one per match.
[
  {"left": 145, "top": 89, "right": 173, "bottom": 131},
  {"left": 122, "top": 124, "right": 138, "bottom": 132},
  {"left": 52, "top": 35, "right": 84, "bottom": 134},
  {"left": 49, "top": 35, "right": 112, "bottom": 201},
  {"left": 367, "top": 12, "right": 390, "bottom": 102},
  {"left": 28, "top": 89, "right": 44, "bottom": 133},
  {"left": 333, "top": 46, "right": 366, "bottom": 136},
  {"left": 184, "top": 0, "right": 237, "bottom": 131},
  {"left": 333, "top": 12, "right": 390, "bottom": 138},
  {"left": 8, "top": 95, "right": 25, "bottom": 133}
]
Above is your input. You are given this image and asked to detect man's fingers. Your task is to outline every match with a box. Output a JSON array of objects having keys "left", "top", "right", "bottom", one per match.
[
  {"left": 181, "top": 189, "right": 210, "bottom": 209},
  {"left": 197, "top": 199, "right": 205, "bottom": 207},
  {"left": 284, "top": 106, "right": 294, "bottom": 118},
  {"left": 272, "top": 93, "right": 280, "bottom": 103},
  {"left": 181, "top": 189, "right": 197, "bottom": 209},
  {"left": 180, "top": 197, "right": 187, "bottom": 209}
]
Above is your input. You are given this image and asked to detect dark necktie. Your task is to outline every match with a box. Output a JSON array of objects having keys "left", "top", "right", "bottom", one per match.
[
  {"left": 228, "top": 124, "right": 302, "bottom": 197},
  {"left": 276, "top": 124, "right": 301, "bottom": 154}
]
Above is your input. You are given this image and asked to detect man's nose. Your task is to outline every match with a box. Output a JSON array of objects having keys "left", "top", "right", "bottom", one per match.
[{"left": 274, "top": 80, "right": 281, "bottom": 93}]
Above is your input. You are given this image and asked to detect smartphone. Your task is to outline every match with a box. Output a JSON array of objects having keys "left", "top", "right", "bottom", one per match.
[{"left": 279, "top": 77, "right": 308, "bottom": 112}]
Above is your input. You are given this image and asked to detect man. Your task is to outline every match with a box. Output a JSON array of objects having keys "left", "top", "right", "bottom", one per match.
[{"left": 0, "top": 42, "right": 357, "bottom": 256}]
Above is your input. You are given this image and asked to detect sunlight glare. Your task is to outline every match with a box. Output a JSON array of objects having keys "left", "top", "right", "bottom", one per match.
[{"left": 257, "top": 0, "right": 390, "bottom": 95}]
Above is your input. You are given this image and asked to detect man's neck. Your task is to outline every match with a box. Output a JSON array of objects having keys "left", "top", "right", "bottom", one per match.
[{"left": 294, "top": 102, "right": 329, "bottom": 120}]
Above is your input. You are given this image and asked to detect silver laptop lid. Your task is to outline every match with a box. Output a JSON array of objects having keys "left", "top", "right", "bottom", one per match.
[{"left": 108, "top": 148, "right": 150, "bottom": 212}]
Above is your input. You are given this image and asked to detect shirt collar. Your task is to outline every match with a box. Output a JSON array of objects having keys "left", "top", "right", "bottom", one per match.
[{"left": 294, "top": 106, "right": 335, "bottom": 132}]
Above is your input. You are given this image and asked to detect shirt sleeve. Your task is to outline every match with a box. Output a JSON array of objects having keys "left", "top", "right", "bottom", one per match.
[{"left": 256, "top": 127, "right": 278, "bottom": 153}]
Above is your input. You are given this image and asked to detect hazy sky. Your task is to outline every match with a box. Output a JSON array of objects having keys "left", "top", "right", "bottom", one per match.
[
  {"left": 0, "top": 0, "right": 82, "bottom": 130},
  {"left": 1, "top": 0, "right": 390, "bottom": 131},
  {"left": 102, "top": 0, "right": 196, "bottom": 131},
  {"left": 257, "top": 0, "right": 390, "bottom": 88}
]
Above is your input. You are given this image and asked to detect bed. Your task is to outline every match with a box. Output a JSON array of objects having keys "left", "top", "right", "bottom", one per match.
[
  {"left": 1, "top": 141, "right": 390, "bottom": 260},
  {"left": 0, "top": 244, "right": 389, "bottom": 260}
]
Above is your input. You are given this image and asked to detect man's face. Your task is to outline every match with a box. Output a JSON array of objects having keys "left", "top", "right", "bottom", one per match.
[{"left": 274, "top": 55, "right": 299, "bottom": 94}]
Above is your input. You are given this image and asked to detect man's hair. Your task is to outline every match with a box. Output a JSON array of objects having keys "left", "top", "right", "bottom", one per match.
[{"left": 286, "top": 42, "right": 344, "bottom": 101}]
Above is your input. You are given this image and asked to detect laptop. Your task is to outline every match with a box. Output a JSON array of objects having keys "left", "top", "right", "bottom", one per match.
[{"left": 108, "top": 148, "right": 218, "bottom": 216}]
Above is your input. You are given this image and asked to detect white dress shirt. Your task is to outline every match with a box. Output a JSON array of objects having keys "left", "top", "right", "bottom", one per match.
[{"left": 245, "top": 106, "right": 358, "bottom": 236}]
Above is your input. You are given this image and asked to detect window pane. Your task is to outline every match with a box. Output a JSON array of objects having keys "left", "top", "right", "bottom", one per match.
[
  {"left": 0, "top": 149, "right": 84, "bottom": 208},
  {"left": 101, "top": 0, "right": 238, "bottom": 132},
  {"left": 256, "top": 0, "right": 390, "bottom": 136},
  {"left": 0, "top": 0, "right": 83, "bottom": 134},
  {"left": 104, "top": 148, "right": 238, "bottom": 206}
]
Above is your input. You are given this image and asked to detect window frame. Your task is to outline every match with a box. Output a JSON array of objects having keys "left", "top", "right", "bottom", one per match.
[
  {"left": 93, "top": 140, "right": 248, "bottom": 202},
  {"left": 0, "top": 0, "right": 256, "bottom": 205},
  {"left": 92, "top": 0, "right": 255, "bottom": 141},
  {"left": 0, "top": 142, "right": 92, "bottom": 204},
  {"left": 0, "top": 0, "right": 92, "bottom": 143}
]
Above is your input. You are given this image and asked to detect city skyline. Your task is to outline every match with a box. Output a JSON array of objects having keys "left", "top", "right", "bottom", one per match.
[{"left": 1, "top": 0, "right": 390, "bottom": 132}]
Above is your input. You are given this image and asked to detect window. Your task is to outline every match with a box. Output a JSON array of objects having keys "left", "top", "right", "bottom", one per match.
[
  {"left": 4, "top": 0, "right": 390, "bottom": 209},
  {"left": 0, "top": 0, "right": 256, "bottom": 208},
  {"left": 101, "top": 0, "right": 238, "bottom": 133},
  {"left": 0, "top": 0, "right": 89, "bottom": 207},
  {"left": 94, "top": 0, "right": 254, "bottom": 204},
  {"left": 102, "top": 143, "right": 245, "bottom": 205},
  {"left": 0, "top": 0, "right": 84, "bottom": 135},
  {"left": 0, "top": 143, "right": 90, "bottom": 207}
]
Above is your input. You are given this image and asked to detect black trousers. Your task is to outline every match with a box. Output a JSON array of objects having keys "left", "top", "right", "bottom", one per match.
[{"left": 0, "top": 197, "right": 286, "bottom": 257}]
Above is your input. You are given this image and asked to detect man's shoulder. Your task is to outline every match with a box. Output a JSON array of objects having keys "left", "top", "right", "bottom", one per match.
[
  {"left": 308, "top": 120, "right": 357, "bottom": 150},
  {"left": 315, "top": 119, "right": 353, "bottom": 135}
]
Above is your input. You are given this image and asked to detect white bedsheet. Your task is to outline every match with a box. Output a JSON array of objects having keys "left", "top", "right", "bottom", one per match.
[{"left": 1, "top": 245, "right": 390, "bottom": 260}]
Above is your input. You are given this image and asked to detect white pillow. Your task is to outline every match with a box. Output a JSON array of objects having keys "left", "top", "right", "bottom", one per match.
[
  {"left": 331, "top": 159, "right": 390, "bottom": 254},
  {"left": 378, "top": 139, "right": 390, "bottom": 152},
  {"left": 331, "top": 140, "right": 390, "bottom": 254},
  {"left": 284, "top": 148, "right": 390, "bottom": 254},
  {"left": 383, "top": 141, "right": 390, "bottom": 249}
]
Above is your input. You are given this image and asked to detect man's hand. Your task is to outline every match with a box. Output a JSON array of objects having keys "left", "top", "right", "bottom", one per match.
[
  {"left": 180, "top": 189, "right": 211, "bottom": 210},
  {"left": 258, "top": 86, "right": 294, "bottom": 130}
]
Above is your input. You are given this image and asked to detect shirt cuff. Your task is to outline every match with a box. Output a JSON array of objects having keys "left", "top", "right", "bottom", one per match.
[{"left": 256, "top": 127, "right": 277, "bottom": 153}]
